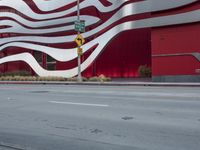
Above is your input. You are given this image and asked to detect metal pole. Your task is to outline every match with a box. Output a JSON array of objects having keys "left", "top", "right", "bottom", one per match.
[{"left": 77, "top": 0, "right": 82, "bottom": 82}]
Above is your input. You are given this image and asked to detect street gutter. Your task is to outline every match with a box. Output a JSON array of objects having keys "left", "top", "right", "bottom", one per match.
[{"left": 0, "top": 81, "right": 200, "bottom": 87}]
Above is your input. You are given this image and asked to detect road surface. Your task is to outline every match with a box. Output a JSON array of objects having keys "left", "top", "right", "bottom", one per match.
[{"left": 0, "top": 84, "right": 200, "bottom": 150}]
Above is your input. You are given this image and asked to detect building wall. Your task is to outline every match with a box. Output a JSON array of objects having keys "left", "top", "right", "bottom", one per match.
[
  {"left": 0, "top": 0, "right": 151, "bottom": 78},
  {"left": 152, "top": 1, "right": 200, "bottom": 82}
]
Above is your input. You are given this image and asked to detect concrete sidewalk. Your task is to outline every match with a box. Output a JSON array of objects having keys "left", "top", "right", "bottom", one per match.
[{"left": 0, "top": 80, "right": 200, "bottom": 87}]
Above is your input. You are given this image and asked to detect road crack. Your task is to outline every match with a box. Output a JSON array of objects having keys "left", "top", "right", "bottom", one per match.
[
  {"left": 121, "top": 116, "right": 134, "bottom": 120},
  {"left": 0, "top": 143, "right": 25, "bottom": 150},
  {"left": 90, "top": 129, "right": 103, "bottom": 134}
]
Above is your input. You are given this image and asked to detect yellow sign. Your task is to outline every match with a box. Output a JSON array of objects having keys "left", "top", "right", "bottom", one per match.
[
  {"left": 75, "top": 34, "right": 85, "bottom": 47},
  {"left": 77, "top": 47, "right": 83, "bottom": 55}
]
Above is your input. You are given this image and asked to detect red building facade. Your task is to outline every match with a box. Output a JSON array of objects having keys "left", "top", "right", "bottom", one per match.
[
  {"left": 0, "top": 0, "right": 199, "bottom": 82},
  {"left": 152, "top": 1, "right": 200, "bottom": 82}
]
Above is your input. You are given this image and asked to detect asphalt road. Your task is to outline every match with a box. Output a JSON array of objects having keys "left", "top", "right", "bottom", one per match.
[{"left": 0, "top": 84, "right": 200, "bottom": 150}]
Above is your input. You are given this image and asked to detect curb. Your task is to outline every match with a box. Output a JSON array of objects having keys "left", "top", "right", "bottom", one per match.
[{"left": 0, "top": 81, "right": 200, "bottom": 87}]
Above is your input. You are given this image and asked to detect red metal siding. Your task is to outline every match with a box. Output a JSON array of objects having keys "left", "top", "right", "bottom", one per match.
[
  {"left": 151, "top": 1, "right": 200, "bottom": 77},
  {"left": 152, "top": 23, "right": 200, "bottom": 76}
]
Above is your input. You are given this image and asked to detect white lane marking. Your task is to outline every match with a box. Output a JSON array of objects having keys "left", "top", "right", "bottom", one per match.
[{"left": 49, "top": 101, "right": 109, "bottom": 107}]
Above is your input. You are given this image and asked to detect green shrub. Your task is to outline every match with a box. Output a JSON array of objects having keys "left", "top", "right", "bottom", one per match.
[
  {"left": 0, "top": 76, "right": 67, "bottom": 81},
  {"left": 0, "top": 71, "right": 31, "bottom": 77},
  {"left": 0, "top": 74, "right": 111, "bottom": 82},
  {"left": 88, "top": 75, "right": 111, "bottom": 82},
  {"left": 138, "top": 65, "right": 151, "bottom": 77},
  {"left": 88, "top": 76, "right": 99, "bottom": 82},
  {"left": 98, "top": 74, "right": 111, "bottom": 82},
  {"left": 67, "top": 77, "right": 77, "bottom": 81}
]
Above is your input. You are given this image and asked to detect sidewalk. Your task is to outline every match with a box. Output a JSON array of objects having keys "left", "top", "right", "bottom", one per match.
[{"left": 0, "top": 79, "right": 200, "bottom": 87}]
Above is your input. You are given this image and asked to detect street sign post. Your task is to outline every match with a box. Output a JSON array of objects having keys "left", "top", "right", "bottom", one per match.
[
  {"left": 77, "top": 47, "right": 83, "bottom": 55},
  {"left": 76, "top": 0, "right": 82, "bottom": 82}
]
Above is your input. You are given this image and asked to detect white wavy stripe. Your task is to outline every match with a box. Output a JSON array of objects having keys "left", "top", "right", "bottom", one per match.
[
  {"left": 0, "top": 0, "right": 128, "bottom": 20},
  {"left": 0, "top": 9, "right": 200, "bottom": 62},
  {"left": 0, "top": 14, "right": 100, "bottom": 28},
  {"left": 0, "top": 16, "right": 99, "bottom": 34},
  {"left": 0, "top": 42, "right": 97, "bottom": 62},
  {"left": 0, "top": 0, "right": 197, "bottom": 45},
  {"left": 0, "top": 53, "right": 78, "bottom": 77},
  {"left": 33, "top": 0, "right": 76, "bottom": 11},
  {"left": 0, "top": 9, "right": 200, "bottom": 77},
  {"left": 33, "top": 0, "right": 128, "bottom": 12}
]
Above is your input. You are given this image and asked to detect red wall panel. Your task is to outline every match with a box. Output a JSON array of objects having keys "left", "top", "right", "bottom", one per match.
[
  {"left": 152, "top": 56, "right": 200, "bottom": 76},
  {"left": 152, "top": 23, "right": 200, "bottom": 55},
  {"left": 151, "top": 1, "right": 200, "bottom": 79},
  {"left": 93, "top": 29, "right": 151, "bottom": 77},
  {"left": 152, "top": 23, "right": 200, "bottom": 76}
]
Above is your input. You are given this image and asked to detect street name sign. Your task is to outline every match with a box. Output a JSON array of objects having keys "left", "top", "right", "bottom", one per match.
[{"left": 74, "top": 20, "right": 85, "bottom": 33}]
